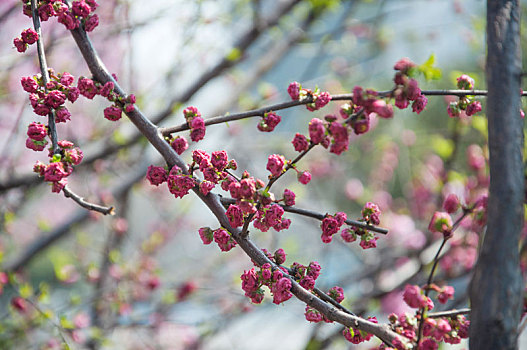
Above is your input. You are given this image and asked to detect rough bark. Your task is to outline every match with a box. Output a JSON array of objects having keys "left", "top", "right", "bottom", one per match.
[{"left": 469, "top": 1, "right": 524, "bottom": 349}]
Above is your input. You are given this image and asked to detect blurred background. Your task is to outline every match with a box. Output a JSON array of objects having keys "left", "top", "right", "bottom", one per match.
[{"left": 0, "top": 0, "right": 524, "bottom": 349}]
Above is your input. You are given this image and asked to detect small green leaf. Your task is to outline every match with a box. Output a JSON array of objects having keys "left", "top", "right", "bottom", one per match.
[
  {"left": 418, "top": 54, "right": 442, "bottom": 80},
  {"left": 226, "top": 48, "right": 241, "bottom": 62},
  {"left": 52, "top": 154, "right": 62, "bottom": 163}
]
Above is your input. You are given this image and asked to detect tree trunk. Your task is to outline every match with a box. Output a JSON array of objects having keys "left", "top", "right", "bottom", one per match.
[{"left": 469, "top": 1, "right": 524, "bottom": 349}]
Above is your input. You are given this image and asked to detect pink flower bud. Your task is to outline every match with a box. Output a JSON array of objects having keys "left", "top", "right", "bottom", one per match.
[{"left": 442, "top": 194, "right": 460, "bottom": 213}]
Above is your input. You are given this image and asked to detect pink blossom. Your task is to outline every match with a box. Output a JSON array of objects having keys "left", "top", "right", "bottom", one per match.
[
  {"left": 199, "top": 181, "right": 215, "bottom": 195},
  {"left": 314, "top": 91, "right": 331, "bottom": 110},
  {"left": 395, "top": 90, "right": 409, "bottom": 109},
  {"left": 265, "top": 204, "right": 284, "bottom": 227},
  {"left": 167, "top": 174, "right": 195, "bottom": 198},
  {"left": 58, "top": 140, "right": 75, "bottom": 149},
  {"left": 352, "top": 116, "right": 370, "bottom": 135},
  {"left": 67, "top": 87, "right": 80, "bottom": 102},
  {"left": 321, "top": 216, "right": 340, "bottom": 237},
  {"left": 457, "top": 74, "right": 475, "bottom": 90},
  {"left": 33, "top": 161, "right": 46, "bottom": 176},
  {"left": 44, "top": 90, "right": 66, "bottom": 109},
  {"left": 44, "top": 162, "right": 69, "bottom": 182},
  {"left": 21, "top": 28, "right": 38, "bottom": 44},
  {"left": 359, "top": 236, "right": 378, "bottom": 249},
  {"left": 58, "top": 12, "right": 79, "bottom": 30},
  {"left": 33, "top": 103, "right": 51, "bottom": 116},
  {"left": 72, "top": 0, "right": 91, "bottom": 17},
  {"left": 447, "top": 102, "right": 460, "bottom": 118},
  {"left": 403, "top": 284, "right": 424, "bottom": 309},
  {"left": 64, "top": 148, "right": 84, "bottom": 165},
  {"left": 104, "top": 106, "right": 122, "bottom": 121},
  {"left": 27, "top": 122, "right": 47, "bottom": 141},
  {"left": 226, "top": 205, "right": 244, "bottom": 227},
  {"left": 423, "top": 318, "right": 437, "bottom": 337},
  {"left": 190, "top": 122, "right": 206, "bottom": 142},
  {"left": 99, "top": 81, "right": 114, "bottom": 97},
  {"left": 371, "top": 99, "right": 394, "bottom": 118},
  {"left": 292, "top": 133, "right": 309, "bottom": 152},
  {"left": 298, "top": 171, "right": 311, "bottom": 185},
  {"left": 60, "top": 72, "right": 75, "bottom": 86},
  {"left": 437, "top": 285, "right": 454, "bottom": 304},
  {"left": 287, "top": 81, "right": 301, "bottom": 100},
  {"left": 238, "top": 178, "right": 256, "bottom": 198},
  {"left": 308, "top": 118, "right": 326, "bottom": 144},
  {"left": 341, "top": 228, "right": 357, "bottom": 242},
  {"left": 419, "top": 338, "right": 438, "bottom": 350},
  {"left": 198, "top": 227, "right": 213, "bottom": 244},
  {"left": 465, "top": 101, "right": 482, "bottom": 116},
  {"left": 38, "top": 3, "right": 55, "bottom": 21},
  {"left": 307, "top": 261, "right": 321, "bottom": 280},
  {"left": 14, "top": 38, "right": 27, "bottom": 53},
  {"left": 241, "top": 269, "right": 259, "bottom": 294},
  {"left": 300, "top": 276, "right": 315, "bottom": 290},
  {"left": 257, "top": 112, "right": 282, "bottom": 132},
  {"left": 406, "top": 79, "right": 421, "bottom": 100},
  {"left": 146, "top": 165, "right": 167, "bottom": 186},
  {"left": 442, "top": 194, "right": 460, "bottom": 213},
  {"left": 170, "top": 136, "right": 188, "bottom": 155},
  {"left": 78, "top": 78, "right": 97, "bottom": 99},
  {"left": 26, "top": 138, "right": 47, "bottom": 152},
  {"left": 328, "top": 286, "right": 344, "bottom": 303},
  {"left": 213, "top": 229, "right": 236, "bottom": 251},
  {"left": 56, "top": 107, "right": 71, "bottom": 123},
  {"left": 394, "top": 57, "right": 416, "bottom": 72},
  {"left": 283, "top": 189, "right": 295, "bottom": 206},
  {"left": 428, "top": 211, "right": 453, "bottom": 236},
  {"left": 84, "top": 14, "right": 99, "bottom": 32},
  {"left": 21, "top": 76, "right": 39, "bottom": 93},
  {"left": 271, "top": 277, "right": 292, "bottom": 304},
  {"left": 266, "top": 154, "right": 286, "bottom": 177},
  {"left": 412, "top": 94, "right": 428, "bottom": 114},
  {"left": 352, "top": 86, "right": 364, "bottom": 105},
  {"left": 362, "top": 202, "right": 381, "bottom": 225},
  {"left": 211, "top": 150, "right": 228, "bottom": 170},
  {"left": 183, "top": 106, "right": 200, "bottom": 120},
  {"left": 304, "top": 306, "right": 322, "bottom": 322},
  {"left": 328, "top": 121, "right": 349, "bottom": 155}
]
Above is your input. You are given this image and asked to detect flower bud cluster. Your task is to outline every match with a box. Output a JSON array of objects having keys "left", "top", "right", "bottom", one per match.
[
  {"left": 287, "top": 82, "right": 332, "bottom": 111},
  {"left": 386, "top": 311, "right": 469, "bottom": 349},
  {"left": 197, "top": 227, "right": 237, "bottom": 252},
  {"left": 183, "top": 106, "right": 206, "bottom": 142},
  {"left": 447, "top": 74, "right": 482, "bottom": 118},
  {"left": 343, "top": 316, "right": 377, "bottom": 344},
  {"left": 257, "top": 112, "right": 282, "bottom": 132},
  {"left": 13, "top": 28, "right": 38, "bottom": 53},
  {"left": 20, "top": 0, "right": 99, "bottom": 32},
  {"left": 240, "top": 250, "right": 300, "bottom": 305},
  {"left": 392, "top": 58, "right": 428, "bottom": 114},
  {"left": 33, "top": 140, "right": 83, "bottom": 192}
]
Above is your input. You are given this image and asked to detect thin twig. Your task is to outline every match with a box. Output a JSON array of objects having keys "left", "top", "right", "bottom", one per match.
[
  {"left": 219, "top": 197, "right": 388, "bottom": 235},
  {"left": 160, "top": 89, "right": 527, "bottom": 136},
  {"left": 428, "top": 308, "right": 470, "bottom": 319},
  {"left": 62, "top": 186, "right": 114, "bottom": 215}
]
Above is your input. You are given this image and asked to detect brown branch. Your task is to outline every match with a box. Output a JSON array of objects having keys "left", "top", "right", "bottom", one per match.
[
  {"left": 161, "top": 89, "right": 527, "bottom": 137},
  {"left": 68, "top": 22, "right": 408, "bottom": 349}
]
